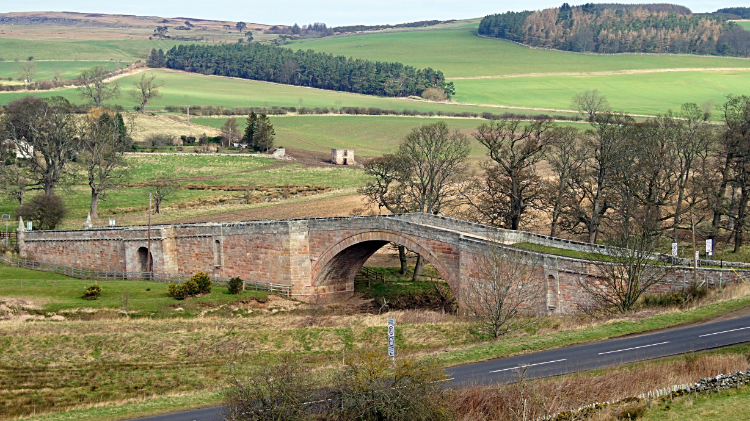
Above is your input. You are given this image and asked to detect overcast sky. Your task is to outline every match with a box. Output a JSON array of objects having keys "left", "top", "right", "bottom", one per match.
[{"left": 6, "top": 1, "right": 743, "bottom": 26}]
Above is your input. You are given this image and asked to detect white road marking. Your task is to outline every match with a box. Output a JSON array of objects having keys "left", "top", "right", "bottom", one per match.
[
  {"left": 699, "top": 326, "right": 750, "bottom": 338},
  {"left": 598, "top": 341, "right": 670, "bottom": 355},
  {"left": 489, "top": 359, "right": 567, "bottom": 373}
]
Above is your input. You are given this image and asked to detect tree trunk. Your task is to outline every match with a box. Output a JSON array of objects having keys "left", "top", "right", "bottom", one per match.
[
  {"left": 734, "top": 185, "right": 749, "bottom": 252},
  {"left": 90, "top": 190, "right": 99, "bottom": 219},
  {"left": 398, "top": 245, "right": 407, "bottom": 275},
  {"left": 412, "top": 254, "right": 425, "bottom": 281}
]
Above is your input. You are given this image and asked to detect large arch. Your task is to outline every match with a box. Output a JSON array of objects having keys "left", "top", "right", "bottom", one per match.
[{"left": 309, "top": 230, "right": 456, "bottom": 296}]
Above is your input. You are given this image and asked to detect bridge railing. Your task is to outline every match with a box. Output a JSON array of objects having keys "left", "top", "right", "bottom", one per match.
[{"left": 0, "top": 255, "right": 290, "bottom": 295}]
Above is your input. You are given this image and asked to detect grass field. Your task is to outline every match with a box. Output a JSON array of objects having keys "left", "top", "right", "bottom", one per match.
[
  {"left": 192, "top": 115, "right": 522, "bottom": 159},
  {"left": 736, "top": 21, "right": 750, "bottom": 31},
  {"left": 641, "top": 387, "right": 750, "bottom": 421},
  {"left": 0, "top": 38, "right": 201, "bottom": 62},
  {"left": 0, "top": 60, "right": 125, "bottom": 81},
  {"left": 2, "top": 263, "right": 749, "bottom": 419},
  {"left": 452, "top": 70, "right": 750, "bottom": 117},
  {"left": 293, "top": 28, "right": 750, "bottom": 78}
]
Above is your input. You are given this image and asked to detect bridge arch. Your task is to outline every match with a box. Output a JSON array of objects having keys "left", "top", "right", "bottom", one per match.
[{"left": 310, "top": 230, "right": 456, "bottom": 296}]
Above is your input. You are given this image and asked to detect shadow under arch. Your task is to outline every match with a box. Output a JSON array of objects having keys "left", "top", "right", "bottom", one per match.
[{"left": 310, "top": 230, "right": 455, "bottom": 296}]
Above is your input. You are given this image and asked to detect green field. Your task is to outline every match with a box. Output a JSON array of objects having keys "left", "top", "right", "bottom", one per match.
[
  {"left": 293, "top": 29, "right": 750, "bottom": 78},
  {"left": 0, "top": 60, "right": 125, "bottom": 81},
  {"left": 0, "top": 68, "right": 579, "bottom": 117},
  {"left": 193, "top": 115, "right": 527, "bottom": 159},
  {"left": 453, "top": 70, "right": 750, "bottom": 116},
  {"left": 736, "top": 21, "right": 750, "bottom": 31},
  {"left": 0, "top": 38, "right": 201, "bottom": 62}
]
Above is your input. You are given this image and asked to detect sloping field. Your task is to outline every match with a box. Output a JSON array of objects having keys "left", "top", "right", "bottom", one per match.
[
  {"left": 0, "top": 38, "right": 203, "bottom": 61},
  {"left": 736, "top": 21, "right": 750, "bottom": 31},
  {"left": 0, "top": 60, "right": 124, "bottom": 81},
  {"left": 0, "top": 69, "right": 576, "bottom": 117},
  {"left": 293, "top": 28, "right": 750, "bottom": 78},
  {"left": 453, "top": 70, "right": 750, "bottom": 117}
]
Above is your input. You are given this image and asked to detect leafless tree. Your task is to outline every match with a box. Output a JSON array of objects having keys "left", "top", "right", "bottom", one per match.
[
  {"left": 152, "top": 180, "right": 175, "bottom": 214},
  {"left": 80, "top": 108, "right": 132, "bottom": 218},
  {"left": 77, "top": 65, "right": 120, "bottom": 107},
  {"left": 467, "top": 119, "right": 555, "bottom": 230},
  {"left": 130, "top": 73, "right": 164, "bottom": 114},
  {"left": 0, "top": 142, "right": 31, "bottom": 205},
  {"left": 360, "top": 121, "right": 470, "bottom": 279},
  {"left": 461, "top": 242, "right": 545, "bottom": 338},
  {"left": 16, "top": 61, "right": 37, "bottom": 86},
  {"left": 221, "top": 118, "right": 240, "bottom": 147},
  {"left": 0, "top": 96, "right": 79, "bottom": 196},
  {"left": 571, "top": 89, "right": 611, "bottom": 121},
  {"left": 542, "top": 126, "right": 586, "bottom": 237}
]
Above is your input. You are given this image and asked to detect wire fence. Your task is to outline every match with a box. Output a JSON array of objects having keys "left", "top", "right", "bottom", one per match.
[{"left": 0, "top": 254, "right": 290, "bottom": 295}]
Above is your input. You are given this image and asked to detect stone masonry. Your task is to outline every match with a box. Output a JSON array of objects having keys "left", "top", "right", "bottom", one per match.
[{"left": 17, "top": 213, "right": 750, "bottom": 313}]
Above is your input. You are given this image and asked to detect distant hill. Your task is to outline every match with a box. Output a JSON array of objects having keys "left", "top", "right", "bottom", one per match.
[{"left": 478, "top": 3, "right": 750, "bottom": 57}]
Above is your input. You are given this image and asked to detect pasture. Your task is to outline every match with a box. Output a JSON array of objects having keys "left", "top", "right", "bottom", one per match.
[
  {"left": 0, "top": 60, "right": 124, "bottom": 81},
  {"left": 0, "top": 38, "right": 202, "bottom": 61},
  {"left": 737, "top": 21, "right": 750, "bottom": 31},
  {"left": 452, "top": 70, "right": 750, "bottom": 117},
  {"left": 0, "top": 68, "right": 578, "bottom": 118},
  {"left": 292, "top": 28, "right": 750, "bottom": 78}
]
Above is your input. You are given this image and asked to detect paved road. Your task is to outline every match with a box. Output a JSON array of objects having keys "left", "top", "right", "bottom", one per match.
[{"left": 131, "top": 314, "right": 750, "bottom": 421}]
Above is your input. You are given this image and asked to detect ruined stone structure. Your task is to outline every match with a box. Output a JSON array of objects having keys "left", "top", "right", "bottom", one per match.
[
  {"left": 331, "top": 149, "right": 355, "bottom": 165},
  {"left": 18, "top": 214, "right": 750, "bottom": 313}
]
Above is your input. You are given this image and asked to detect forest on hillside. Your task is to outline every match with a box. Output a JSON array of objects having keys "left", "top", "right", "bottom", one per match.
[
  {"left": 165, "top": 43, "right": 452, "bottom": 97},
  {"left": 479, "top": 3, "right": 750, "bottom": 56}
]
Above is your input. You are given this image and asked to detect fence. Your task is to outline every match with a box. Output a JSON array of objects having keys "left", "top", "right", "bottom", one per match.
[
  {"left": 0, "top": 232, "right": 17, "bottom": 246},
  {"left": 0, "top": 255, "right": 290, "bottom": 295},
  {"left": 354, "top": 267, "right": 385, "bottom": 287}
]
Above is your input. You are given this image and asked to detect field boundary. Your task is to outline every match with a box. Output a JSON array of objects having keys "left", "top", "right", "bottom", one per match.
[{"left": 0, "top": 254, "right": 291, "bottom": 294}]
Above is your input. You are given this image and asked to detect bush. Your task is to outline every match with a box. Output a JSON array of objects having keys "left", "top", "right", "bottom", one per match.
[
  {"left": 421, "top": 87, "right": 447, "bottom": 101},
  {"left": 227, "top": 277, "right": 244, "bottom": 294},
  {"left": 82, "top": 284, "right": 102, "bottom": 300},
  {"left": 167, "top": 273, "right": 211, "bottom": 300},
  {"left": 17, "top": 194, "right": 68, "bottom": 230},
  {"left": 191, "top": 272, "right": 212, "bottom": 294}
]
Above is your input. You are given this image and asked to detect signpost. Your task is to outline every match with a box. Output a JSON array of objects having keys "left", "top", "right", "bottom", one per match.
[
  {"left": 26, "top": 221, "right": 32, "bottom": 231},
  {"left": 706, "top": 239, "right": 713, "bottom": 258},
  {"left": 671, "top": 242, "right": 678, "bottom": 264},
  {"left": 2, "top": 214, "right": 9, "bottom": 248},
  {"left": 387, "top": 318, "right": 395, "bottom": 360}
]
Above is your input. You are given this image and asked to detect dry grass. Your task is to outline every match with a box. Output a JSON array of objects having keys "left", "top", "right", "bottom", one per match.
[
  {"left": 450, "top": 351, "right": 750, "bottom": 421},
  {"left": 126, "top": 112, "right": 220, "bottom": 143}
]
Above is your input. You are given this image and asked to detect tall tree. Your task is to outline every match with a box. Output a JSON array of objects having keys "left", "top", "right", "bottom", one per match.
[
  {"left": 80, "top": 108, "right": 132, "bottom": 218},
  {"left": 542, "top": 126, "right": 586, "bottom": 237},
  {"left": 77, "top": 65, "right": 120, "bottom": 107},
  {"left": 221, "top": 118, "right": 239, "bottom": 147},
  {"left": 719, "top": 95, "right": 750, "bottom": 251},
  {"left": 130, "top": 73, "right": 163, "bottom": 114},
  {"left": 236, "top": 22, "right": 247, "bottom": 32},
  {"left": 468, "top": 119, "right": 555, "bottom": 230},
  {"left": 252, "top": 114, "right": 275, "bottom": 152},
  {"left": 16, "top": 61, "right": 37, "bottom": 87},
  {"left": 361, "top": 121, "right": 470, "bottom": 278},
  {"left": 0, "top": 96, "right": 79, "bottom": 196},
  {"left": 241, "top": 112, "right": 257, "bottom": 145}
]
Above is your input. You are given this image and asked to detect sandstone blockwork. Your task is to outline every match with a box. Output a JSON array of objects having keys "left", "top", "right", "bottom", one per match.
[{"left": 18, "top": 214, "right": 750, "bottom": 313}]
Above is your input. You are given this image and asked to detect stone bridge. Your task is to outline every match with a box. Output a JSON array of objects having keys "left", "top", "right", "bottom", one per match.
[{"left": 18, "top": 213, "right": 750, "bottom": 314}]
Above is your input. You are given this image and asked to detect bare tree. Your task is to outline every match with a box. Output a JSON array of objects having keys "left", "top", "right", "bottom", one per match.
[
  {"left": 468, "top": 119, "right": 555, "bottom": 230},
  {"left": 130, "top": 73, "right": 164, "bottom": 114},
  {"left": 77, "top": 65, "right": 120, "bottom": 107},
  {"left": 360, "top": 121, "right": 470, "bottom": 279},
  {"left": 0, "top": 142, "right": 31, "bottom": 205},
  {"left": 0, "top": 96, "right": 79, "bottom": 196},
  {"left": 16, "top": 61, "right": 37, "bottom": 86},
  {"left": 542, "top": 126, "right": 586, "bottom": 237},
  {"left": 461, "top": 243, "right": 545, "bottom": 338},
  {"left": 152, "top": 180, "right": 175, "bottom": 214},
  {"left": 80, "top": 109, "right": 132, "bottom": 218},
  {"left": 577, "top": 216, "right": 666, "bottom": 313},
  {"left": 571, "top": 89, "right": 611, "bottom": 121},
  {"left": 221, "top": 118, "right": 240, "bottom": 148}
]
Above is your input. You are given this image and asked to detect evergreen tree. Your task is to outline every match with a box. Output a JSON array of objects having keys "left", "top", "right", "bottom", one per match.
[
  {"left": 253, "top": 114, "right": 275, "bottom": 152},
  {"left": 242, "top": 112, "right": 257, "bottom": 146}
]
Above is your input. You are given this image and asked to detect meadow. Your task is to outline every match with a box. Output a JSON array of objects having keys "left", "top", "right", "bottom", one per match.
[
  {"left": 0, "top": 38, "right": 201, "bottom": 62},
  {"left": 0, "top": 60, "right": 125, "bottom": 81},
  {"left": 293, "top": 28, "right": 750, "bottom": 78},
  {"left": 2, "top": 263, "right": 749, "bottom": 420},
  {"left": 737, "top": 21, "right": 750, "bottom": 31}
]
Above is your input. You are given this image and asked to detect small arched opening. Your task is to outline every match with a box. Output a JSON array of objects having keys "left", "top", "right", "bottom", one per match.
[
  {"left": 214, "top": 239, "right": 222, "bottom": 267},
  {"left": 137, "top": 247, "right": 153, "bottom": 274},
  {"left": 547, "top": 274, "right": 558, "bottom": 311}
]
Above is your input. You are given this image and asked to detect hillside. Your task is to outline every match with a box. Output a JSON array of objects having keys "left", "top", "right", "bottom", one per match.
[{"left": 478, "top": 3, "right": 750, "bottom": 56}]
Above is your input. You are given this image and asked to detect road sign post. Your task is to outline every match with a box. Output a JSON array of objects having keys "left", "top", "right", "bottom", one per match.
[
  {"left": 706, "top": 239, "right": 713, "bottom": 258},
  {"left": 671, "top": 242, "right": 678, "bottom": 264},
  {"left": 387, "top": 318, "right": 395, "bottom": 362}
]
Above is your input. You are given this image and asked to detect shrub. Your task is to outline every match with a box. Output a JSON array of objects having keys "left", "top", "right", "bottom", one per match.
[
  {"left": 82, "top": 284, "right": 102, "bottom": 300},
  {"left": 167, "top": 282, "right": 188, "bottom": 300},
  {"left": 191, "top": 272, "right": 212, "bottom": 294},
  {"left": 421, "top": 87, "right": 447, "bottom": 101},
  {"left": 17, "top": 194, "right": 68, "bottom": 230},
  {"left": 227, "top": 277, "right": 244, "bottom": 295}
]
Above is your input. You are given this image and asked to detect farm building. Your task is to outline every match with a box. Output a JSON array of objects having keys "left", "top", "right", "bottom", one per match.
[{"left": 331, "top": 149, "right": 355, "bottom": 165}]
